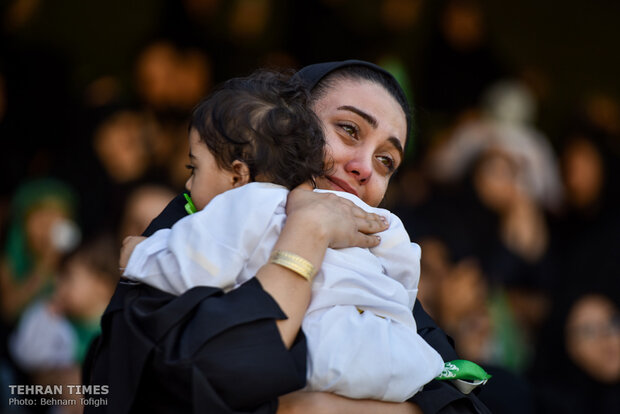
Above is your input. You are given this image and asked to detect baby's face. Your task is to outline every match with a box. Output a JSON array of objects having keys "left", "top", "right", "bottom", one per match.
[{"left": 185, "top": 129, "right": 237, "bottom": 210}]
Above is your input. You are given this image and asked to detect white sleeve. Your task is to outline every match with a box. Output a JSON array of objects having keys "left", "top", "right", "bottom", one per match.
[
  {"left": 123, "top": 228, "right": 185, "bottom": 295},
  {"left": 303, "top": 305, "right": 444, "bottom": 402},
  {"left": 123, "top": 184, "right": 287, "bottom": 295}
]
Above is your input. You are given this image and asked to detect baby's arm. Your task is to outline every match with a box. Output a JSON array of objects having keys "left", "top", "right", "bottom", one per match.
[{"left": 123, "top": 185, "right": 288, "bottom": 295}]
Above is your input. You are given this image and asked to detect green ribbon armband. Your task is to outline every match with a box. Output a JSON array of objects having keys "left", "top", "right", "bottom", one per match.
[
  {"left": 184, "top": 193, "right": 197, "bottom": 215},
  {"left": 436, "top": 360, "right": 492, "bottom": 394}
]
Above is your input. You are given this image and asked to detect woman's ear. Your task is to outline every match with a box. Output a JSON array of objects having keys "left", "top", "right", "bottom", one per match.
[{"left": 230, "top": 160, "right": 251, "bottom": 187}]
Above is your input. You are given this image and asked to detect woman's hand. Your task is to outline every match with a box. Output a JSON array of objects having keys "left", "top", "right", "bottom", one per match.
[
  {"left": 286, "top": 183, "right": 388, "bottom": 250},
  {"left": 277, "top": 391, "right": 423, "bottom": 414}
]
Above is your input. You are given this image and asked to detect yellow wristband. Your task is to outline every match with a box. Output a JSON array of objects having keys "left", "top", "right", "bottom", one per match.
[{"left": 269, "top": 250, "right": 317, "bottom": 281}]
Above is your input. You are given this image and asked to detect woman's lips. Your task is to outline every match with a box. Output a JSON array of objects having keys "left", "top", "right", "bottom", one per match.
[{"left": 327, "top": 176, "right": 358, "bottom": 197}]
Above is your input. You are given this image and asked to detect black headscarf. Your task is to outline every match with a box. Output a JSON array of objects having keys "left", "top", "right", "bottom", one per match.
[
  {"left": 293, "top": 59, "right": 412, "bottom": 145},
  {"left": 293, "top": 59, "right": 398, "bottom": 91}
]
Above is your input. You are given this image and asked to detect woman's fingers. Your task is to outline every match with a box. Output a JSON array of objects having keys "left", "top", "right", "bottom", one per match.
[
  {"left": 287, "top": 186, "right": 388, "bottom": 250},
  {"left": 327, "top": 197, "right": 388, "bottom": 249},
  {"left": 354, "top": 211, "right": 388, "bottom": 234},
  {"left": 338, "top": 197, "right": 387, "bottom": 233},
  {"left": 347, "top": 232, "right": 382, "bottom": 249}
]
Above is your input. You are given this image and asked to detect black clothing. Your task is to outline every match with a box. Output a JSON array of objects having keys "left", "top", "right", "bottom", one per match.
[
  {"left": 85, "top": 278, "right": 306, "bottom": 414},
  {"left": 86, "top": 188, "right": 491, "bottom": 413},
  {"left": 86, "top": 193, "right": 306, "bottom": 413},
  {"left": 293, "top": 59, "right": 396, "bottom": 91},
  {"left": 142, "top": 193, "right": 188, "bottom": 237}
]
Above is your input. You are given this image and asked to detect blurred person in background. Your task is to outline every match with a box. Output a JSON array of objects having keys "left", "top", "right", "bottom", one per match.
[
  {"left": 0, "top": 179, "right": 79, "bottom": 324},
  {"left": 549, "top": 100, "right": 620, "bottom": 297},
  {"left": 427, "top": 78, "right": 563, "bottom": 213},
  {"left": 397, "top": 143, "right": 554, "bottom": 369},
  {"left": 92, "top": 110, "right": 154, "bottom": 186},
  {"left": 531, "top": 291, "right": 620, "bottom": 413},
  {"left": 83, "top": 109, "right": 176, "bottom": 237},
  {"left": 8, "top": 234, "right": 118, "bottom": 414},
  {"left": 416, "top": 0, "right": 506, "bottom": 121},
  {"left": 117, "top": 184, "right": 176, "bottom": 242},
  {"left": 134, "top": 40, "right": 212, "bottom": 189},
  {"left": 399, "top": 78, "right": 560, "bottom": 373},
  {"left": 0, "top": 178, "right": 80, "bottom": 412}
]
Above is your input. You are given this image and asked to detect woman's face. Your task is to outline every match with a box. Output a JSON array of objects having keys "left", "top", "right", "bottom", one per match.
[
  {"left": 312, "top": 78, "right": 407, "bottom": 207},
  {"left": 566, "top": 294, "right": 620, "bottom": 383}
]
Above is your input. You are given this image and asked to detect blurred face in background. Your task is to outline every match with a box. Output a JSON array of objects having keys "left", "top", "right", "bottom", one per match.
[
  {"left": 562, "top": 137, "right": 604, "bottom": 210},
  {"left": 119, "top": 185, "right": 176, "bottom": 240},
  {"left": 94, "top": 111, "right": 150, "bottom": 183},
  {"left": 565, "top": 294, "right": 620, "bottom": 383},
  {"left": 25, "top": 202, "right": 69, "bottom": 259},
  {"left": 54, "top": 257, "right": 115, "bottom": 320},
  {"left": 473, "top": 149, "right": 520, "bottom": 213},
  {"left": 441, "top": 0, "right": 485, "bottom": 50},
  {"left": 135, "top": 41, "right": 211, "bottom": 111}
]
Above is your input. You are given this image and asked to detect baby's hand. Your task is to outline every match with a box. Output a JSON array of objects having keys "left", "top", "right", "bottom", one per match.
[{"left": 119, "top": 236, "right": 146, "bottom": 271}]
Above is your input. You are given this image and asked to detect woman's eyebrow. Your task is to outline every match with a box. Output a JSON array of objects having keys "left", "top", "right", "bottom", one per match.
[
  {"left": 338, "top": 105, "right": 404, "bottom": 159},
  {"left": 388, "top": 137, "right": 404, "bottom": 161},
  {"left": 337, "top": 105, "right": 377, "bottom": 128}
]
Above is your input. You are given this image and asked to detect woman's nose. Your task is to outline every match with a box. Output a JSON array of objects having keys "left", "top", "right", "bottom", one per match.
[{"left": 345, "top": 159, "right": 372, "bottom": 184}]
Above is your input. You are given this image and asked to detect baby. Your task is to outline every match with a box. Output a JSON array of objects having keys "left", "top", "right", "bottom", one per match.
[{"left": 121, "top": 69, "right": 444, "bottom": 401}]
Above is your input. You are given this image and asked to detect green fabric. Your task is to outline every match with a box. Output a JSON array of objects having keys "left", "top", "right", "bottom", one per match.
[
  {"left": 184, "top": 193, "right": 197, "bottom": 214},
  {"left": 436, "top": 359, "right": 492, "bottom": 381},
  {"left": 70, "top": 317, "right": 101, "bottom": 363},
  {"left": 4, "top": 178, "right": 78, "bottom": 282},
  {"left": 488, "top": 289, "right": 530, "bottom": 372}
]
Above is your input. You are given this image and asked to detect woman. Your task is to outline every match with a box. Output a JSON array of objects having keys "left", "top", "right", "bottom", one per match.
[
  {"left": 531, "top": 291, "right": 620, "bottom": 413},
  {"left": 85, "top": 60, "right": 490, "bottom": 414},
  {"left": 0, "top": 178, "right": 79, "bottom": 323}
]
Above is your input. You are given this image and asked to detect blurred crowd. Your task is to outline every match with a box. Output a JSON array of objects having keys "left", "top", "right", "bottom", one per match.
[{"left": 1, "top": 0, "right": 619, "bottom": 413}]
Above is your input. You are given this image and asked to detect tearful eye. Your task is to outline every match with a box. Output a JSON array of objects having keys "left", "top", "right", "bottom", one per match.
[
  {"left": 339, "top": 123, "right": 359, "bottom": 139},
  {"left": 377, "top": 156, "right": 395, "bottom": 172}
]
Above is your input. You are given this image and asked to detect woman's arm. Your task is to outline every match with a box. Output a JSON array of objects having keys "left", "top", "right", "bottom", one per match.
[{"left": 278, "top": 391, "right": 423, "bottom": 414}]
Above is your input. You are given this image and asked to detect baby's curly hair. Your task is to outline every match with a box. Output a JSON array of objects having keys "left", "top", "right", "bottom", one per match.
[{"left": 190, "top": 70, "right": 326, "bottom": 189}]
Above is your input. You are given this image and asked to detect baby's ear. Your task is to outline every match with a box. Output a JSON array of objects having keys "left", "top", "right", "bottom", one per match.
[{"left": 230, "top": 160, "right": 251, "bottom": 187}]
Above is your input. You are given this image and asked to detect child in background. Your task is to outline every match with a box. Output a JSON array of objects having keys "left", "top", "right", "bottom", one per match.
[
  {"left": 0, "top": 178, "right": 80, "bottom": 324},
  {"left": 9, "top": 235, "right": 118, "bottom": 412},
  {"left": 121, "top": 70, "right": 444, "bottom": 401}
]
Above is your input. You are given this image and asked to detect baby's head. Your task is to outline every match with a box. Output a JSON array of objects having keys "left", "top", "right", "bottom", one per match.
[{"left": 186, "top": 70, "right": 326, "bottom": 209}]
